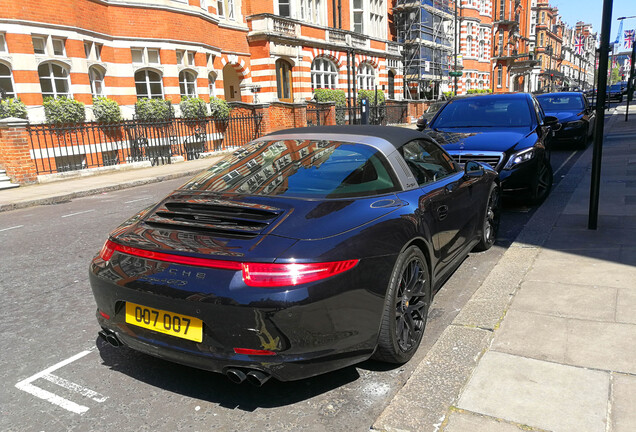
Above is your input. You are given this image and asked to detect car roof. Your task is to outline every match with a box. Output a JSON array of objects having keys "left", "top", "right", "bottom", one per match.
[
  {"left": 535, "top": 92, "right": 583, "bottom": 97},
  {"left": 266, "top": 125, "right": 426, "bottom": 149},
  {"left": 449, "top": 92, "right": 529, "bottom": 100}
]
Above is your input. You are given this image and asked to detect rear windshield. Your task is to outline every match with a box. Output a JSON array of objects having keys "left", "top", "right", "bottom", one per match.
[
  {"left": 181, "top": 139, "right": 400, "bottom": 198},
  {"left": 432, "top": 97, "right": 532, "bottom": 128},
  {"left": 536, "top": 94, "right": 584, "bottom": 111}
]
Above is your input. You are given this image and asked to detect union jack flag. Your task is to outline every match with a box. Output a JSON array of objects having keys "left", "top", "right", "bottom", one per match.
[
  {"left": 625, "top": 30, "right": 635, "bottom": 50},
  {"left": 574, "top": 36, "right": 584, "bottom": 55}
]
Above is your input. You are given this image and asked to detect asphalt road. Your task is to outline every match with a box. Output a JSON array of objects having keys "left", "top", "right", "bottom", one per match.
[{"left": 0, "top": 144, "right": 586, "bottom": 432}]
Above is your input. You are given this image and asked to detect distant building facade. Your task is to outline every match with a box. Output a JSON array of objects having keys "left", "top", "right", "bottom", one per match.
[{"left": 0, "top": 0, "right": 403, "bottom": 123}]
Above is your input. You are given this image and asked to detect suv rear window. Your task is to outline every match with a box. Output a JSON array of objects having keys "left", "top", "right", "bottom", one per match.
[{"left": 183, "top": 139, "right": 400, "bottom": 198}]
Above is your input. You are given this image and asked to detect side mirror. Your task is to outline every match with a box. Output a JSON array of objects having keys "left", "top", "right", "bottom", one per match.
[
  {"left": 544, "top": 115, "right": 562, "bottom": 132},
  {"left": 417, "top": 117, "right": 428, "bottom": 131},
  {"left": 464, "top": 160, "right": 484, "bottom": 178}
]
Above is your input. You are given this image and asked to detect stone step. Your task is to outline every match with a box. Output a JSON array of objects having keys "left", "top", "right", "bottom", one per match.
[
  {"left": 0, "top": 170, "right": 20, "bottom": 189},
  {"left": 0, "top": 182, "right": 20, "bottom": 190}
]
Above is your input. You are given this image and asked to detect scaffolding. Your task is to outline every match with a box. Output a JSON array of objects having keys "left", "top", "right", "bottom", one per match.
[{"left": 395, "top": 0, "right": 455, "bottom": 99}]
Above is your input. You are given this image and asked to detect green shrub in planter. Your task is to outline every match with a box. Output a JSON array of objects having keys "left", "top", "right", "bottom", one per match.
[
  {"left": 43, "top": 97, "right": 86, "bottom": 124},
  {"left": 443, "top": 91, "right": 455, "bottom": 98},
  {"left": 357, "top": 89, "right": 385, "bottom": 105},
  {"left": 313, "top": 88, "right": 346, "bottom": 107},
  {"left": 0, "top": 98, "right": 28, "bottom": 119},
  {"left": 92, "top": 97, "right": 122, "bottom": 123},
  {"left": 312, "top": 89, "right": 346, "bottom": 124},
  {"left": 209, "top": 97, "right": 230, "bottom": 119},
  {"left": 180, "top": 96, "right": 208, "bottom": 119},
  {"left": 135, "top": 98, "right": 173, "bottom": 122}
]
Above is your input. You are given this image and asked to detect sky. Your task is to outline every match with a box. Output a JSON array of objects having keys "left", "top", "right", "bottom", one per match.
[{"left": 552, "top": 0, "right": 636, "bottom": 52}]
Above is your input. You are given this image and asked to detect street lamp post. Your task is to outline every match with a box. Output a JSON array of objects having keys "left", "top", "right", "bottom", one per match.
[{"left": 588, "top": 0, "right": 613, "bottom": 230}]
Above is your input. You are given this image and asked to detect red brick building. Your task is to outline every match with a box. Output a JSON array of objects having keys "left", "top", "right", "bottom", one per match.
[
  {"left": 456, "top": 0, "right": 493, "bottom": 94},
  {"left": 491, "top": 0, "right": 536, "bottom": 93},
  {"left": 0, "top": 0, "right": 403, "bottom": 123}
]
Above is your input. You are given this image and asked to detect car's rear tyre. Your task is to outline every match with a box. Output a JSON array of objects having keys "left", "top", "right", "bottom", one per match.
[
  {"left": 528, "top": 157, "right": 553, "bottom": 205},
  {"left": 374, "top": 246, "right": 431, "bottom": 364},
  {"left": 473, "top": 184, "right": 500, "bottom": 252}
]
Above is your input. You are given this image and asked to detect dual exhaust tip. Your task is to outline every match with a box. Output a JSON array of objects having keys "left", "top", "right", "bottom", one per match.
[
  {"left": 98, "top": 330, "right": 271, "bottom": 386},
  {"left": 226, "top": 368, "right": 270, "bottom": 387},
  {"left": 98, "top": 329, "right": 122, "bottom": 347}
]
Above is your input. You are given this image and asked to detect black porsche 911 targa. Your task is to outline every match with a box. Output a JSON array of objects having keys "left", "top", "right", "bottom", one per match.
[{"left": 90, "top": 126, "right": 499, "bottom": 385}]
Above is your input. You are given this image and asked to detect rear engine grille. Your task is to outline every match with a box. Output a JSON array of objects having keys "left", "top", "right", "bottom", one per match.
[
  {"left": 145, "top": 199, "right": 283, "bottom": 238},
  {"left": 448, "top": 152, "right": 504, "bottom": 170}
]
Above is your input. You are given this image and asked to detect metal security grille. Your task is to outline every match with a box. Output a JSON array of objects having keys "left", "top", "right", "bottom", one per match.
[{"left": 27, "top": 115, "right": 263, "bottom": 175}]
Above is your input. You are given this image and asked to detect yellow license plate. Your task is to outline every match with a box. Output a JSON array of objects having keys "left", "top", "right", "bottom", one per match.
[{"left": 125, "top": 302, "right": 203, "bottom": 343}]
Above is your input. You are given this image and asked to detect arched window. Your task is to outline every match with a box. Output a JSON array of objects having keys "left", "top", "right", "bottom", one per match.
[
  {"left": 357, "top": 63, "right": 375, "bottom": 90},
  {"left": 38, "top": 62, "right": 70, "bottom": 98},
  {"left": 276, "top": 59, "right": 293, "bottom": 102},
  {"left": 208, "top": 72, "right": 217, "bottom": 98},
  {"left": 135, "top": 69, "right": 163, "bottom": 99},
  {"left": 179, "top": 70, "right": 197, "bottom": 98},
  {"left": 0, "top": 63, "right": 16, "bottom": 99},
  {"left": 479, "top": 40, "right": 485, "bottom": 59},
  {"left": 89, "top": 66, "right": 105, "bottom": 97},
  {"left": 311, "top": 57, "right": 337, "bottom": 90},
  {"left": 466, "top": 36, "right": 473, "bottom": 57},
  {"left": 388, "top": 70, "right": 395, "bottom": 99}
]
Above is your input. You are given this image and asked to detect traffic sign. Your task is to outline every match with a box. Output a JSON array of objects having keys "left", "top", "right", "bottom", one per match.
[{"left": 449, "top": 71, "right": 463, "bottom": 77}]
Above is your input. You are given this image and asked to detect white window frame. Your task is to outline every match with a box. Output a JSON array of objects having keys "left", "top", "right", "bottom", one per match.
[
  {"left": 84, "top": 41, "right": 103, "bottom": 61},
  {"left": 0, "top": 63, "right": 16, "bottom": 99},
  {"left": 38, "top": 62, "right": 71, "bottom": 99},
  {"left": 89, "top": 66, "right": 105, "bottom": 98},
  {"left": 357, "top": 63, "right": 375, "bottom": 90},
  {"left": 217, "top": 0, "right": 235, "bottom": 19},
  {"left": 52, "top": 38, "right": 66, "bottom": 57},
  {"left": 351, "top": 0, "right": 385, "bottom": 38},
  {"left": 0, "top": 33, "right": 8, "bottom": 53},
  {"left": 179, "top": 70, "right": 197, "bottom": 98},
  {"left": 277, "top": 0, "right": 291, "bottom": 16},
  {"left": 134, "top": 69, "right": 164, "bottom": 99},
  {"left": 300, "top": 0, "right": 325, "bottom": 25},
  {"left": 311, "top": 57, "right": 338, "bottom": 90},
  {"left": 132, "top": 47, "right": 161, "bottom": 65},
  {"left": 353, "top": 0, "right": 364, "bottom": 34},
  {"left": 32, "top": 36, "right": 47, "bottom": 54}
]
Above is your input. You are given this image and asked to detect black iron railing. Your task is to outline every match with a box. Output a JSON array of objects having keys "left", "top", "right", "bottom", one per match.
[{"left": 27, "top": 115, "right": 263, "bottom": 175}]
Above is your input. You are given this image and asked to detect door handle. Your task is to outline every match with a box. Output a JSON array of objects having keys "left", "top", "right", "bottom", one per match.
[{"left": 437, "top": 205, "right": 448, "bottom": 220}]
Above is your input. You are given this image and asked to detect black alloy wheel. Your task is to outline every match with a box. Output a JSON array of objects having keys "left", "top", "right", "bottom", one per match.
[
  {"left": 474, "top": 184, "right": 500, "bottom": 252},
  {"left": 374, "top": 246, "right": 431, "bottom": 363},
  {"left": 529, "top": 157, "right": 553, "bottom": 205}
]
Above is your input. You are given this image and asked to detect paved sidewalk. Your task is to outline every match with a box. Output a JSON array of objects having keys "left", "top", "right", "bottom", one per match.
[
  {"left": 373, "top": 104, "right": 636, "bottom": 432},
  {"left": 0, "top": 155, "right": 223, "bottom": 212}
]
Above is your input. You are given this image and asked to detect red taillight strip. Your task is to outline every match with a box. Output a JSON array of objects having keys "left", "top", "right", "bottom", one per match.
[
  {"left": 103, "top": 240, "right": 242, "bottom": 270},
  {"left": 100, "top": 240, "right": 359, "bottom": 287}
]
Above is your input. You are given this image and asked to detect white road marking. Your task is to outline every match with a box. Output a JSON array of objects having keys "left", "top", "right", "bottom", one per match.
[
  {"left": 61, "top": 209, "right": 95, "bottom": 218},
  {"left": 124, "top": 197, "right": 150, "bottom": 204},
  {"left": 15, "top": 349, "right": 106, "bottom": 414},
  {"left": 41, "top": 373, "right": 108, "bottom": 403},
  {"left": 0, "top": 225, "right": 23, "bottom": 232},
  {"left": 554, "top": 150, "right": 577, "bottom": 176}
]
